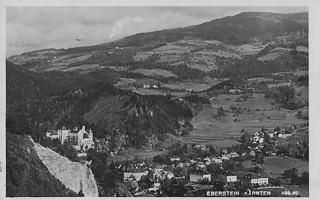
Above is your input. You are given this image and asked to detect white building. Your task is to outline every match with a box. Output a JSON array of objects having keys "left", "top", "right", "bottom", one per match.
[
  {"left": 170, "top": 157, "right": 180, "bottom": 162},
  {"left": 190, "top": 170, "right": 211, "bottom": 182},
  {"left": 250, "top": 174, "right": 268, "bottom": 185},
  {"left": 229, "top": 89, "right": 241, "bottom": 94},
  {"left": 46, "top": 125, "right": 94, "bottom": 151},
  {"left": 227, "top": 175, "right": 237, "bottom": 183}
]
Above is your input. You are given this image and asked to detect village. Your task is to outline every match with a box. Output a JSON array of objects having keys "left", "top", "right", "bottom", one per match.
[{"left": 45, "top": 124, "right": 307, "bottom": 197}]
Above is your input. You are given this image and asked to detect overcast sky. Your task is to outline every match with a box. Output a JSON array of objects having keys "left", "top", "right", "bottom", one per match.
[{"left": 6, "top": 6, "right": 307, "bottom": 57}]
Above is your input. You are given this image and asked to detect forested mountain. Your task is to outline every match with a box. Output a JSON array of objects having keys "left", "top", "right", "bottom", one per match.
[
  {"left": 106, "top": 12, "right": 307, "bottom": 48},
  {"left": 6, "top": 60, "right": 195, "bottom": 150},
  {"left": 182, "top": 12, "right": 307, "bottom": 44}
]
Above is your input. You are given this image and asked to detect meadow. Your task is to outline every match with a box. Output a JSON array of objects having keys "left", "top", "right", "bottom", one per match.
[{"left": 261, "top": 157, "right": 309, "bottom": 179}]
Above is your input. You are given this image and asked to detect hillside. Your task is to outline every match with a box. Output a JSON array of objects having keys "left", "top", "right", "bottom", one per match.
[
  {"left": 7, "top": 12, "right": 308, "bottom": 74},
  {"left": 6, "top": 61, "right": 197, "bottom": 151},
  {"left": 182, "top": 12, "right": 307, "bottom": 44},
  {"left": 6, "top": 133, "right": 78, "bottom": 197}
]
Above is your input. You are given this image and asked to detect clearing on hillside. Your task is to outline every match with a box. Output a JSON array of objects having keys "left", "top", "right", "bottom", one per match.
[
  {"left": 258, "top": 47, "right": 291, "bottom": 61},
  {"left": 131, "top": 68, "right": 176, "bottom": 78},
  {"left": 262, "top": 157, "right": 309, "bottom": 179}
]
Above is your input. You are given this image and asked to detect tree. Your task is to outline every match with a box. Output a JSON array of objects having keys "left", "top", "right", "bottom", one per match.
[
  {"left": 153, "top": 155, "right": 164, "bottom": 164},
  {"left": 240, "top": 132, "right": 251, "bottom": 144},
  {"left": 282, "top": 168, "right": 298, "bottom": 178},
  {"left": 256, "top": 155, "right": 264, "bottom": 164},
  {"left": 217, "top": 107, "right": 226, "bottom": 117},
  {"left": 78, "top": 181, "right": 85, "bottom": 197},
  {"left": 301, "top": 172, "right": 309, "bottom": 185},
  {"left": 207, "top": 163, "right": 223, "bottom": 174},
  {"left": 208, "top": 145, "right": 215, "bottom": 154},
  {"left": 182, "top": 144, "right": 189, "bottom": 154}
]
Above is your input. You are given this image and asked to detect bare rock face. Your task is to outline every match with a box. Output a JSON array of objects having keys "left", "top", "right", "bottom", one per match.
[{"left": 30, "top": 138, "right": 99, "bottom": 197}]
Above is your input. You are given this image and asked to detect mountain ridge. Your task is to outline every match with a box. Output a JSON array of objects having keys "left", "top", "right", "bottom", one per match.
[{"left": 8, "top": 11, "right": 308, "bottom": 59}]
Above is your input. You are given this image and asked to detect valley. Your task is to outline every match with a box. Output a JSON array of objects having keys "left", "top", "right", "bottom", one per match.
[{"left": 6, "top": 10, "right": 309, "bottom": 197}]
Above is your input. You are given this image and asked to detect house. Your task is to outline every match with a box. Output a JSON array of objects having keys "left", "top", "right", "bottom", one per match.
[
  {"left": 154, "top": 165, "right": 164, "bottom": 173},
  {"left": 124, "top": 171, "right": 148, "bottom": 181},
  {"left": 249, "top": 151, "right": 256, "bottom": 157},
  {"left": 197, "top": 162, "right": 206, "bottom": 169},
  {"left": 153, "top": 178, "right": 161, "bottom": 189},
  {"left": 228, "top": 152, "right": 239, "bottom": 158},
  {"left": 259, "top": 137, "right": 264, "bottom": 144},
  {"left": 204, "top": 157, "right": 212, "bottom": 165},
  {"left": 282, "top": 133, "right": 293, "bottom": 139},
  {"left": 143, "top": 84, "right": 150, "bottom": 89},
  {"left": 269, "top": 132, "right": 274, "bottom": 138},
  {"left": 47, "top": 130, "right": 59, "bottom": 139},
  {"left": 164, "top": 171, "right": 174, "bottom": 179},
  {"left": 249, "top": 174, "right": 269, "bottom": 185},
  {"left": 77, "top": 152, "right": 87, "bottom": 157},
  {"left": 222, "top": 155, "right": 230, "bottom": 160},
  {"left": 190, "top": 170, "right": 211, "bottom": 182},
  {"left": 212, "top": 157, "right": 223, "bottom": 164},
  {"left": 229, "top": 89, "right": 241, "bottom": 94},
  {"left": 226, "top": 175, "right": 237, "bottom": 183},
  {"left": 170, "top": 157, "right": 181, "bottom": 162}
]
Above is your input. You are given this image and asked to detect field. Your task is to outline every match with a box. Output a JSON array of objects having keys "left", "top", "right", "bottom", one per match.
[
  {"left": 153, "top": 45, "right": 191, "bottom": 54},
  {"left": 176, "top": 92, "right": 308, "bottom": 147},
  {"left": 114, "top": 78, "right": 136, "bottom": 88},
  {"left": 108, "top": 149, "right": 167, "bottom": 164},
  {"left": 258, "top": 47, "right": 291, "bottom": 61},
  {"left": 163, "top": 82, "right": 211, "bottom": 92},
  {"left": 296, "top": 46, "right": 308, "bottom": 53},
  {"left": 131, "top": 68, "right": 176, "bottom": 78},
  {"left": 235, "top": 44, "right": 266, "bottom": 55},
  {"left": 133, "top": 51, "right": 154, "bottom": 61},
  {"left": 194, "top": 51, "right": 241, "bottom": 59},
  {"left": 273, "top": 70, "right": 308, "bottom": 76},
  {"left": 247, "top": 77, "right": 274, "bottom": 82},
  {"left": 62, "top": 64, "right": 100, "bottom": 72},
  {"left": 267, "top": 82, "right": 291, "bottom": 88},
  {"left": 261, "top": 157, "right": 309, "bottom": 179},
  {"left": 188, "top": 63, "right": 218, "bottom": 72}
]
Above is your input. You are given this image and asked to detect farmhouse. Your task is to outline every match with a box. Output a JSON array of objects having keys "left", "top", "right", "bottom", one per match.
[
  {"left": 190, "top": 170, "right": 211, "bottom": 182},
  {"left": 229, "top": 89, "right": 241, "bottom": 94},
  {"left": 143, "top": 84, "right": 150, "bottom": 89}
]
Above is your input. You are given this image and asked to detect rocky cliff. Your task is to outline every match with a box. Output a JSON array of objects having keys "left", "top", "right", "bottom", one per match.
[{"left": 31, "top": 138, "right": 99, "bottom": 197}]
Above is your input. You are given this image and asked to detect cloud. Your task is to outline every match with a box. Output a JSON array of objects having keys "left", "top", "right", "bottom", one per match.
[{"left": 109, "top": 17, "right": 143, "bottom": 40}]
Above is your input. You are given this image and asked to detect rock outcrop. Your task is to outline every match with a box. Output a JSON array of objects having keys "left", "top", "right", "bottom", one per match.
[{"left": 30, "top": 137, "right": 99, "bottom": 197}]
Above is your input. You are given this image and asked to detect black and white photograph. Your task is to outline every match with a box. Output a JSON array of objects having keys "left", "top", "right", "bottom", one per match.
[{"left": 1, "top": 0, "right": 320, "bottom": 198}]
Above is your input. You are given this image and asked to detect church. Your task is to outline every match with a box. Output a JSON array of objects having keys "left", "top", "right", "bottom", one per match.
[{"left": 46, "top": 125, "right": 94, "bottom": 151}]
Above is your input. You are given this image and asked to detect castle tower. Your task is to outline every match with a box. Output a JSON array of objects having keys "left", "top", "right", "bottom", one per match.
[{"left": 89, "top": 128, "right": 93, "bottom": 141}]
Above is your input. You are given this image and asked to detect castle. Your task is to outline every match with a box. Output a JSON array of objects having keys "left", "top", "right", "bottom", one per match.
[{"left": 46, "top": 125, "right": 94, "bottom": 151}]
